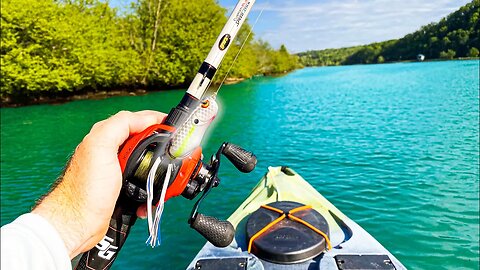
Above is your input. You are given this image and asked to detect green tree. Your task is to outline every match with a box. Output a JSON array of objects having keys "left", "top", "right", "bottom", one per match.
[
  {"left": 131, "top": 0, "right": 227, "bottom": 86},
  {"left": 468, "top": 47, "right": 479, "bottom": 57},
  {"left": 1, "top": 0, "right": 139, "bottom": 100},
  {"left": 440, "top": 49, "right": 456, "bottom": 59}
]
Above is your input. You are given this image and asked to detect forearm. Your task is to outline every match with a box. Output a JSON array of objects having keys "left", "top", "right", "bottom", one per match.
[
  {"left": 31, "top": 146, "right": 113, "bottom": 259},
  {"left": 32, "top": 180, "right": 88, "bottom": 259}
]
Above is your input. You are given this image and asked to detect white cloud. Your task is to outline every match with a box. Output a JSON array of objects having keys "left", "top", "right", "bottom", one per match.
[{"left": 254, "top": 0, "right": 471, "bottom": 52}]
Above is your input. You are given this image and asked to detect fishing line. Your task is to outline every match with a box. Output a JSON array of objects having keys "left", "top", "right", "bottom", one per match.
[
  {"left": 146, "top": 156, "right": 160, "bottom": 235},
  {"left": 152, "top": 163, "right": 172, "bottom": 246},
  {"left": 214, "top": 5, "right": 266, "bottom": 95}
]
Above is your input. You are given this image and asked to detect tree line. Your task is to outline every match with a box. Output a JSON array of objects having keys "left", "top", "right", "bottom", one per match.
[
  {"left": 1, "top": 0, "right": 300, "bottom": 103},
  {"left": 298, "top": 0, "right": 480, "bottom": 66}
]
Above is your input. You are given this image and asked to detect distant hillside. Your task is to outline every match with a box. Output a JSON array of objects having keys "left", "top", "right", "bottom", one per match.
[{"left": 298, "top": 0, "right": 480, "bottom": 66}]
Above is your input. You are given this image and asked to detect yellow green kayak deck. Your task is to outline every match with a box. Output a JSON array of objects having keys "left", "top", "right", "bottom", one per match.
[{"left": 187, "top": 166, "right": 406, "bottom": 270}]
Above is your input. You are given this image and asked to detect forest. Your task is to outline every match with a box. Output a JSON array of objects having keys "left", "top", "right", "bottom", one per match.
[
  {"left": 298, "top": 0, "right": 480, "bottom": 66},
  {"left": 1, "top": 0, "right": 300, "bottom": 104}
]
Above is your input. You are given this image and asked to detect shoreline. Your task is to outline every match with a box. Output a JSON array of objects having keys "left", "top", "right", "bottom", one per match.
[
  {"left": 3, "top": 58, "right": 475, "bottom": 108},
  {"left": 300, "top": 57, "right": 478, "bottom": 68},
  {"left": 0, "top": 77, "right": 248, "bottom": 108}
]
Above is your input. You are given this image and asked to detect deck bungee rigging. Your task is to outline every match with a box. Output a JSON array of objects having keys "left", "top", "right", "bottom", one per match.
[{"left": 247, "top": 204, "right": 332, "bottom": 254}]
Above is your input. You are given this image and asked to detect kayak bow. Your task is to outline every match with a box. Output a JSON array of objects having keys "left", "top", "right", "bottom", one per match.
[{"left": 187, "top": 166, "right": 407, "bottom": 270}]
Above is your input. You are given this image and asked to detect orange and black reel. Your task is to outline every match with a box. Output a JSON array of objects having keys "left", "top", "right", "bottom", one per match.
[{"left": 76, "top": 121, "right": 257, "bottom": 270}]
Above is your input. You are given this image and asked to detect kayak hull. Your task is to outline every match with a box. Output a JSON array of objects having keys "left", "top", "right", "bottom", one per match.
[{"left": 187, "top": 166, "right": 406, "bottom": 270}]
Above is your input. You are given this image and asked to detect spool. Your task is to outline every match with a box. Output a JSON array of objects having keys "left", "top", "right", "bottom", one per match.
[
  {"left": 131, "top": 149, "right": 164, "bottom": 186},
  {"left": 133, "top": 149, "right": 153, "bottom": 181}
]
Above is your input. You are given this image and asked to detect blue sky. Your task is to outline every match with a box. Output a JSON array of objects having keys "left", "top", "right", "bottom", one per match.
[{"left": 110, "top": 0, "right": 471, "bottom": 53}]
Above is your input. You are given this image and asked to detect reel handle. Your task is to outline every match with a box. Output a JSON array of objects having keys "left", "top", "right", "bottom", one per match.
[
  {"left": 222, "top": 143, "right": 257, "bottom": 173},
  {"left": 190, "top": 213, "right": 235, "bottom": 248},
  {"left": 75, "top": 194, "right": 140, "bottom": 270}
]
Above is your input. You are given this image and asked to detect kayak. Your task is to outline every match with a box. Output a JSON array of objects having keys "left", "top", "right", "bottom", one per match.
[{"left": 186, "top": 166, "right": 407, "bottom": 270}]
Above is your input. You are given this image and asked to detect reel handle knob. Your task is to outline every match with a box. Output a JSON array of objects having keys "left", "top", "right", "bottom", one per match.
[
  {"left": 190, "top": 213, "right": 235, "bottom": 247},
  {"left": 222, "top": 143, "right": 257, "bottom": 173}
]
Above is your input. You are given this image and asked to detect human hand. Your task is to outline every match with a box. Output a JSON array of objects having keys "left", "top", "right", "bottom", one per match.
[{"left": 32, "top": 110, "right": 166, "bottom": 259}]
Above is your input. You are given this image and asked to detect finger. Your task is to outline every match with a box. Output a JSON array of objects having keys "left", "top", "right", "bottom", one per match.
[
  {"left": 129, "top": 110, "right": 167, "bottom": 133},
  {"left": 136, "top": 204, "right": 148, "bottom": 219},
  {"left": 90, "top": 110, "right": 167, "bottom": 149}
]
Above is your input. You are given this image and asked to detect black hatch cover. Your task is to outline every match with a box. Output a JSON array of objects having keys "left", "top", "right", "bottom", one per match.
[{"left": 246, "top": 201, "right": 329, "bottom": 264}]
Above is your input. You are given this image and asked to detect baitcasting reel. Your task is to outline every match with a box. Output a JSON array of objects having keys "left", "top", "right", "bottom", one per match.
[
  {"left": 131, "top": 142, "right": 257, "bottom": 247},
  {"left": 126, "top": 140, "right": 256, "bottom": 247},
  {"left": 75, "top": 138, "right": 256, "bottom": 270}
]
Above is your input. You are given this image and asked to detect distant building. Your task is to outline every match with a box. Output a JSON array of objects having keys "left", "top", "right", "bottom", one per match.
[{"left": 417, "top": 54, "right": 425, "bottom": 61}]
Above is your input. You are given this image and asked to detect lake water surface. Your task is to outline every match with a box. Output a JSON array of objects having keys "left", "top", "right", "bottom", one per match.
[{"left": 1, "top": 60, "right": 479, "bottom": 269}]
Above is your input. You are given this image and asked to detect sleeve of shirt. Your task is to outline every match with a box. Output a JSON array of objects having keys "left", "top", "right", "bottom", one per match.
[{"left": 1, "top": 213, "right": 72, "bottom": 270}]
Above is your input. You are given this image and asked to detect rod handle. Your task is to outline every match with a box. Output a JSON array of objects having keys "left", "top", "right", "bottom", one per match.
[{"left": 75, "top": 195, "right": 139, "bottom": 270}]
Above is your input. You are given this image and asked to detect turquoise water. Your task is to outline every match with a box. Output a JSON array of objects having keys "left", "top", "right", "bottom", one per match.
[{"left": 1, "top": 60, "right": 479, "bottom": 269}]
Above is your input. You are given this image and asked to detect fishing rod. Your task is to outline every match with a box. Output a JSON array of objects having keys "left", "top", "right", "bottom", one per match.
[{"left": 74, "top": 1, "right": 257, "bottom": 269}]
